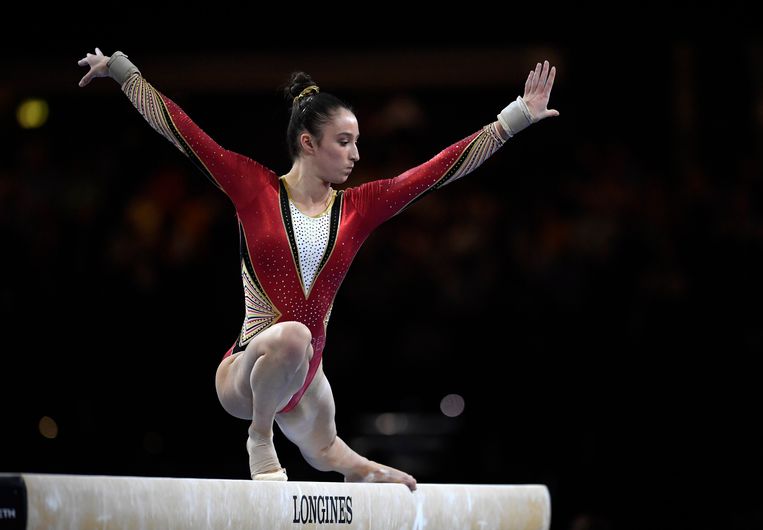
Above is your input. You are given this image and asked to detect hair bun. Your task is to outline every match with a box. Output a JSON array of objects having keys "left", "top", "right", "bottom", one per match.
[{"left": 284, "top": 72, "right": 319, "bottom": 106}]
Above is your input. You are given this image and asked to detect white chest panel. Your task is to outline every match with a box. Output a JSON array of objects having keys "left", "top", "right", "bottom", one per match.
[{"left": 289, "top": 201, "right": 331, "bottom": 293}]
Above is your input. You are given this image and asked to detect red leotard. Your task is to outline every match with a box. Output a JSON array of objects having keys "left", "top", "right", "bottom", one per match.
[{"left": 119, "top": 72, "right": 507, "bottom": 412}]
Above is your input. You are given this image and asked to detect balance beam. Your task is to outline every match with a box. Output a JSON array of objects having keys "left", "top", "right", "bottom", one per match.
[{"left": 0, "top": 473, "right": 550, "bottom": 529}]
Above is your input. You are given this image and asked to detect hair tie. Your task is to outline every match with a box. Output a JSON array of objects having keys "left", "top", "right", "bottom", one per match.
[{"left": 293, "top": 85, "right": 320, "bottom": 104}]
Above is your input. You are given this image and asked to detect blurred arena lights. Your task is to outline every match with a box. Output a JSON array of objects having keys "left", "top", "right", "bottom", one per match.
[
  {"left": 374, "top": 412, "right": 410, "bottom": 435},
  {"left": 17, "top": 98, "right": 49, "bottom": 129},
  {"left": 38, "top": 416, "right": 58, "bottom": 439},
  {"left": 439, "top": 393, "right": 465, "bottom": 418}
]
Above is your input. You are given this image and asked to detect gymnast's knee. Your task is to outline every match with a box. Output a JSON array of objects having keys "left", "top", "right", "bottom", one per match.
[{"left": 267, "top": 321, "right": 313, "bottom": 369}]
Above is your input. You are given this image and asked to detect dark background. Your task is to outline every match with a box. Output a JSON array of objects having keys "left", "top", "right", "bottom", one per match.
[{"left": 1, "top": 14, "right": 762, "bottom": 530}]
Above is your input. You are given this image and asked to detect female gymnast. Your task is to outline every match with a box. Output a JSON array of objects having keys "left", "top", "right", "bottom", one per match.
[{"left": 78, "top": 48, "right": 558, "bottom": 491}]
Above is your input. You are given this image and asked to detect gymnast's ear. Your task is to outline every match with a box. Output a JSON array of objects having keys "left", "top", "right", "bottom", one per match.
[{"left": 299, "top": 133, "right": 316, "bottom": 155}]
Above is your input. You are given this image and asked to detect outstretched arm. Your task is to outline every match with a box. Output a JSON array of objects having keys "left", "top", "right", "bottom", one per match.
[
  {"left": 78, "top": 48, "right": 266, "bottom": 204},
  {"left": 347, "top": 60, "right": 559, "bottom": 230}
]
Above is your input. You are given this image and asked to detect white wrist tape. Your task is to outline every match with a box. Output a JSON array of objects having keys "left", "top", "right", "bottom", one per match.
[
  {"left": 107, "top": 51, "right": 140, "bottom": 85},
  {"left": 497, "top": 96, "right": 534, "bottom": 138}
]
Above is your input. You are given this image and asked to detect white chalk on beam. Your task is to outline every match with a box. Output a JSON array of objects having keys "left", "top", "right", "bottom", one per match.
[{"left": 0, "top": 473, "right": 551, "bottom": 530}]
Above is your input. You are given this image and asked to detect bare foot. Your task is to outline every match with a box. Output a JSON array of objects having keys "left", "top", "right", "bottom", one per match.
[{"left": 344, "top": 460, "right": 417, "bottom": 491}]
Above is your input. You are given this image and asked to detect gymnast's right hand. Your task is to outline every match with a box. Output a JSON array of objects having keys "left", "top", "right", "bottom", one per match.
[{"left": 77, "top": 47, "right": 110, "bottom": 87}]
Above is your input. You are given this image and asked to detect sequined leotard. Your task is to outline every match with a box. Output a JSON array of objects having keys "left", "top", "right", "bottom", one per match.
[{"left": 118, "top": 71, "right": 507, "bottom": 413}]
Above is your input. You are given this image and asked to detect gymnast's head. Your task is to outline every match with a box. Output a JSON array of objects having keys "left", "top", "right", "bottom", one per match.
[{"left": 284, "top": 72, "right": 359, "bottom": 183}]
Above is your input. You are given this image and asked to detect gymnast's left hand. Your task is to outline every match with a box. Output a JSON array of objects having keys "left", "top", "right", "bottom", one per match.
[
  {"left": 522, "top": 60, "right": 559, "bottom": 122},
  {"left": 77, "top": 47, "right": 110, "bottom": 87}
]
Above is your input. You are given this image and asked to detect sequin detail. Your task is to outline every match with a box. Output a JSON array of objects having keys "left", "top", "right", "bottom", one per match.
[
  {"left": 400, "top": 123, "right": 506, "bottom": 214},
  {"left": 323, "top": 302, "right": 333, "bottom": 332},
  {"left": 122, "top": 73, "right": 186, "bottom": 156},
  {"left": 288, "top": 202, "right": 331, "bottom": 293},
  {"left": 437, "top": 123, "right": 505, "bottom": 185},
  {"left": 240, "top": 258, "right": 281, "bottom": 344},
  {"left": 239, "top": 226, "right": 281, "bottom": 345},
  {"left": 279, "top": 180, "right": 343, "bottom": 299}
]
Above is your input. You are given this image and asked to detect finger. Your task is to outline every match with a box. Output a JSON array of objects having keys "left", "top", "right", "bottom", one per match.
[
  {"left": 528, "top": 64, "right": 537, "bottom": 94},
  {"left": 78, "top": 72, "right": 92, "bottom": 87},
  {"left": 531, "top": 62, "right": 542, "bottom": 92},
  {"left": 95, "top": 47, "right": 102, "bottom": 56},
  {"left": 539, "top": 60, "right": 550, "bottom": 88},
  {"left": 544, "top": 66, "right": 556, "bottom": 96},
  {"left": 524, "top": 70, "right": 533, "bottom": 96},
  {"left": 77, "top": 58, "right": 89, "bottom": 66}
]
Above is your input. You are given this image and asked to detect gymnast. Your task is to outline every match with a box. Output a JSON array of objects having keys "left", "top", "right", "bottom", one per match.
[{"left": 78, "top": 47, "right": 558, "bottom": 491}]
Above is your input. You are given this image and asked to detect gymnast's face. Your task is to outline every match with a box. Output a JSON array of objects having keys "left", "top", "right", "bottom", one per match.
[{"left": 307, "top": 107, "right": 360, "bottom": 184}]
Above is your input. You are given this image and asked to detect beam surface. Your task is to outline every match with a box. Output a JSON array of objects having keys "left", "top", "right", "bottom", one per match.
[{"left": 1, "top": 474, "right": 550, "bottom": 530}]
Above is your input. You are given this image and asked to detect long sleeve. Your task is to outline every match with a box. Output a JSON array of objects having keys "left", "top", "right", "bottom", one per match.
[
  {"left": 108, "top": 52, "right": 269, "bottom": 206},
  {"left": 346, "top": 122, "right": 507, "bottom": 231}
]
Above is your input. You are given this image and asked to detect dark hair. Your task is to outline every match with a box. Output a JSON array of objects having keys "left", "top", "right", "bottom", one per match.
[{"left": 284, "top": 71, "right": 353, "bottom": 161}]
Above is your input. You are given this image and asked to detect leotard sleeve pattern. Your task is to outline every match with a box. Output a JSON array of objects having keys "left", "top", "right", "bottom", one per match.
[
  {"left": 111, "top": 53, "right": 270, "bottom": 206},
  {"left": 346, "top": 122, "right": 507, "bottom": 231}
]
